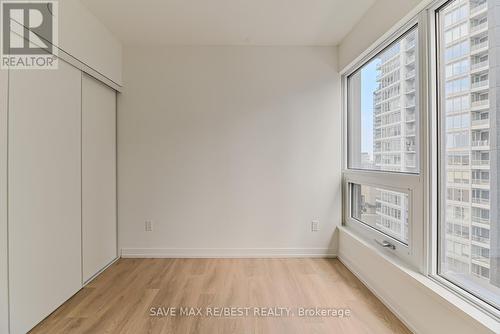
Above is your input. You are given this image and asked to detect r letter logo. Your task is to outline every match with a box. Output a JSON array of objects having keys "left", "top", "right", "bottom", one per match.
[{"left": 1, "top": 0, "right": 58, "bottom": 69}]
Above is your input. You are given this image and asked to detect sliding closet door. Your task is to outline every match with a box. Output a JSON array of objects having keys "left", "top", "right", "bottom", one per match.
[
  {"left": 82, "top": 74, "right": 117, "bottom": 282},
  {"left": 0, "top": 69, "right": 8, "bottom": 334},
  {"left": 8, "top": 61, "right": 82, "bottom": 334}
]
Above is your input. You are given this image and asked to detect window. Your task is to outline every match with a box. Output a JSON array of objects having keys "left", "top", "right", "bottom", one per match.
[
  {"left": 347, "top": 27, "right": 419, "bottom": 173},
  {"left": 445, "top": 59, "right": 469, "bottom": 78},
  {"left": 446, "top": 113, "right": 470, "bottom": 129},
  {"left": 447, "top": 170, "right": 470, "bottom": 184},
  {"left": 445, "top": 77, "right": 470, "bottom": 94},
  {"left": 343, "top": 0, "right": 500, "bottom": 317},
  {"left": 444, "top": 40, "right": 469, "bottom": 60},
  {"left": 351, "top": 183, "right": 409, "bottom": 244},
  {"left": 445, "top": 95, "right": 470, "bottom": 114},
  {"left": 443, "top": 4, "right": 467, "bottom": 27},
  {"left": 446, "top": 131, "right": 469, "bottom": 148},
  {"left": 437, "top": 0, "right": 500, "bottom": 311},
  {"left": 444, "top": 22, "right": 468, "bottom": 44},
  {"left": 344, "top": 23, "right": 423, "bottom": 269}
]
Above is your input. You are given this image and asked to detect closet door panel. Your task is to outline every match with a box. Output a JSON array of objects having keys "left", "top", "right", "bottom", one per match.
[
  {"left": 8, "top": 61, "right": 82, "bottom": 334},
  {"left": 0, "top": 69, "right": 8, "bottom": 334},
  {"left": 82, "top": 74, "right": 117, "bottom": 282}
]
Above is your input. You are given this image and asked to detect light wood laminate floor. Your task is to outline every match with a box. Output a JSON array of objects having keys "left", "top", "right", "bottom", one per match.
[{"left": 30, "top": 258, "right": 411, "bottom": 334}]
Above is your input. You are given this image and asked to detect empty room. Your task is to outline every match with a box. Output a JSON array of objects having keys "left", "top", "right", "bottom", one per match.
[{"left": 0, "top": 0, "right": 499, "bottom": 333}]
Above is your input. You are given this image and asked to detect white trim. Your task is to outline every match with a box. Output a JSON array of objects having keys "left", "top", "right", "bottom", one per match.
[
  {"left": 341, "top": 17, "right": 426, "bottom": 271},
  {"left": 58, "top": 48, "right": 122, "bottom": 92},
  {"left": 338, "top": 226, "right": 500, "bottom": 334},
  {"left": 423, "top": 0, "right": 440, "bottom": 278},
  {"left": 7, "top": 17, "right": 122, "bottom": 92},
  {"left": 121, "top": 248, "right": 337, "bottom": 258},
  {"left": 337, "top": 256, "right": 418, "bottom": 334}
]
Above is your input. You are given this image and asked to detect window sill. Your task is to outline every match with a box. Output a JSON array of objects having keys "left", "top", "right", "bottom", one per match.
[{"left": 338, "top": 225, "right": 500, "bottom": 333}]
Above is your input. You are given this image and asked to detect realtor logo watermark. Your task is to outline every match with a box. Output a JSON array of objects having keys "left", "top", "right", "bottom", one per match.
[{"left": 1, "top": 0, "right": 58, "bottom": 69}]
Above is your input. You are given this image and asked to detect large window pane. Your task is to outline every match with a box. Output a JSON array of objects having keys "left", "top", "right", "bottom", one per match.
[
  {"left": 347, "top": 27, "right": 419, "bottom": 173},
  {"left": 351, "top": 183, "right": 409, "bottom": 245},
  {"left": 438, "top": 0, "right": 500, "bottom": 310}
]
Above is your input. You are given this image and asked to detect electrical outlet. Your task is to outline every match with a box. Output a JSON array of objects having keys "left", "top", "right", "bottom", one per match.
[
  {"left": 311, "top": 220, "right": 319, "bottom": 232},
  {"left": 145, "top": 220, "right": 153, "bottom": 232}
]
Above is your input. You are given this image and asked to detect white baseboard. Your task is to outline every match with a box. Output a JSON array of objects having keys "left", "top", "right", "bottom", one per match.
[
  {"left": 337, "top": 254, "right": 418, "bottom": 334},
  {"left": 121, "top": 247, "right": 336, "bottom": 258}
]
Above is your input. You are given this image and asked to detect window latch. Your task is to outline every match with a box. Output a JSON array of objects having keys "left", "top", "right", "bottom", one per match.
[{"left": 375, "top": 239, "right": 396, "bottom": 250}]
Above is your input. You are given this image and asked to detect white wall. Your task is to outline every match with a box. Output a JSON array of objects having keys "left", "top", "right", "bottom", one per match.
[
  {"left": 60, "top": 0, "right": 123, "bottom": 85},
  {"left": 119, "top": 46, "right": 341, "bottom": 257},
  {"left": 338, "top": 0, "right": 425, "bottom": 70}
]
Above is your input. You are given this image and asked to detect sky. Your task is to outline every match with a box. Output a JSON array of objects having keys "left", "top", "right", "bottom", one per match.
[{"left": 360, "top": 59, "right": 380, "bottom": 157}]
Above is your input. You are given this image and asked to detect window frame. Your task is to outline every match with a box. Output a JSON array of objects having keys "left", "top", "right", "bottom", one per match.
[
  {"left": 341, "top": 0, "right": 500, "bottom": 320},
  {"left": 427, "top": 0, "right": 500, "bottom": 319},
  {"left": 342, "top": 15, "right": 427, "bottom": 272},
  {"left": 343, "top": 172, "right": 421, "bottom": 267}
]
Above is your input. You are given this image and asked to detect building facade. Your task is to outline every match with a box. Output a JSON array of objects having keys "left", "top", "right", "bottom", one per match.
[
  {"left": 369, "top": 0, "right": 497, "bottom": 288},
  {"left": 440, "top": 0, "right": 493, "bottom": 285},
  {"left": 355, "top": 0, "right": 498, "bottom": 288},
  {"left": 371, "top": 28, "right": 418, "bottom": 244}
]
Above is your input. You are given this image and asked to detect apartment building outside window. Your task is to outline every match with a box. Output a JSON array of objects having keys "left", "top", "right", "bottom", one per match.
[
  {"left": 343, "top": 0, "right": 500, "bottom": 317},
  {"left": 345, "top": 24, "right": 423, "bottom": 268},
  {"left": 437, "top": 0, "right": 500, "bottom": 310}
]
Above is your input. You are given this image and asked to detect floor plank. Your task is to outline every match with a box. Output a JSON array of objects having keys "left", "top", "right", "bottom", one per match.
[{"left": 30, "top": 258, "right": 411, "bottom": 334}]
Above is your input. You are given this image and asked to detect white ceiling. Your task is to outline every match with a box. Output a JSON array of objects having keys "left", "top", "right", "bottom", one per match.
[{"left": 80, "top": 0, "right": 375, "bottom": 46}]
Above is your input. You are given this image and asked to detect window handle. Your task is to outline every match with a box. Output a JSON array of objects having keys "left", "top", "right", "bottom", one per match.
[{"left": 375, "top": 239, "right": 396, "bottom": 250}]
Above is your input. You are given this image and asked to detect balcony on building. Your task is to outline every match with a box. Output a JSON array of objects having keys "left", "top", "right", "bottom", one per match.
[
  {"left": 406, "top": 38, "right": 416, "bottom": 51},
  {"left": 472, "top": 139, "right": 489, "bottom": 149},
  {"left": 471, "top": 94, "right": 489, "bottom": 110},
  {"left": 405, "top": 97, "right": 416, "bottom": 108},
  {"left": 376, "top": 66, "right": 399, "bottom": 81},
  {"left": 405, "top": 123, "right": 416, "bottom": 136},
  {"left": 470, "top": 0, "right": 487, "bottom": 17},
  {"left": 472, "top": 215, "right": 490, "bottom": 226},
  {"left": 471, "top": 112, "right": 489, "bottom": 129},
  {"left": 406, "top": 68, "right": 416, "bottom": 79},
  {"left": 405, "top": 142, "right": 416, "bottom": 153},
  {"left": 472, "top": 175, "right": 489, "bottom": 183},
  {"left": 405, "top": 156, "right": 417, "bottom": 169},
  {"left": 471, "top": 56, "right": 488, "bottom": 73},
  {"left": 405, "top": 83, "right": 416, "bottom": 94},
  {"left": 471, "top": 38, "right": 488, "bottom": 54},
  {"left": 471, "top": 233, "right": 490, "bottom": 246},
  {"left": 472, "top": 180, "right": 490, "bottom": 192},
  {"left": 472, "top": 196, "right": 490, "bottom": 206},
  {"left": 470, "top": 17, "right": 488, "bottom": 37},
  {"left": 405, "top": 53, "right": 416, "bottom": 65},
  {"left": 471, "top": 159, "right": 490, "bottom": 168},
  {"left": 405, "top": 110, "right": 416, "bottom": 122},
  {"left": 471, "top": 74, "right": 489, "bottom": 92},
  {"left": 472, "top": 130, "right": 489, "bottom": 150},
  {"left": 471, "top": 150, "right": 489, "bottom": 168},
  {"left": 472, "top": 254, "right": 490, "bottom": 267}
]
